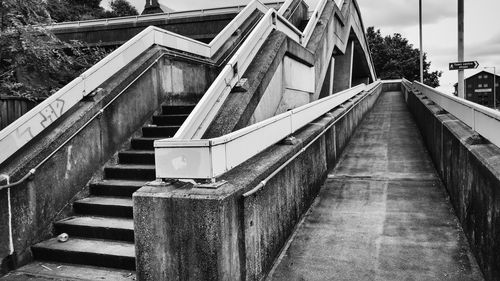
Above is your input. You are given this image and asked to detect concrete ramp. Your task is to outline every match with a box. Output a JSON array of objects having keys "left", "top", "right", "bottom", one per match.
[{"left": 268, "top": 91, "right": 484, "bottom": 280}]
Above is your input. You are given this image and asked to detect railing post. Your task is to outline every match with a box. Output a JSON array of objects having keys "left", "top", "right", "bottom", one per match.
[{"left": 472, "top": 108, "right": 476, "bottom": 132}]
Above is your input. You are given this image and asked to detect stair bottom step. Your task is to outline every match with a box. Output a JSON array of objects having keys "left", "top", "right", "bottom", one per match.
[
  {"left": 0, "top": 261, "right": 135, "bottom": 281},
  {"left": 32, "top": 238, "right": 135, "bottom": 270}
]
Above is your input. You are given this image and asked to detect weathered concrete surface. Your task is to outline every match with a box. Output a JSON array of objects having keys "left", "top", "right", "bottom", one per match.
[
  {"left": 269, "top": 91, "right": 484, "bottom": 281},
  {"left": 134, "top": 83, "right": 383, "bottom": 281},
  {"left": 405, "top": 85, "right": 500, "bottom": 281},
  {"left": 204, "top": 0, "right": 376, "bottom": 138},
  {"left": 0, "top": 46, "right": 219, "bottom": 273},
  {"left": 333, "top": 41, "right": 353, "bottom": 93},
  {"left": 52, "top": 13, "right": 237, "bottom": 46},
  {"left": 0, "top": 261, "right": 134, "bottom": 281}
]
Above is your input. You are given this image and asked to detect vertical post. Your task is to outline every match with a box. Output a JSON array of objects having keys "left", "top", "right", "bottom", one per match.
[
  {"left": 419, "top": 0, "right": 424, "bottom": 83},
  {"left": 494, "top": 67, "right": 497, "bottom": 110},
  {"left": 457, "top": 0, "right": 465, "bottom": 98}
]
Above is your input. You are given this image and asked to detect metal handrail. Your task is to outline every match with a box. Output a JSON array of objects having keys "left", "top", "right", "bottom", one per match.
[
  {"left": 0, "top": 0, "right": 274, "bottom": 165},
  {"left": 0, "top": 52, "right": 168, "bottom": 190},
  {"left": 243, "top": 81, "right": 381, "bottom": 197},
  {"left": 155, "top": 83, "right": 372, "bottom": 180},
  {"left": 413, "top": 81, "right": 500, "bottom": 148}
]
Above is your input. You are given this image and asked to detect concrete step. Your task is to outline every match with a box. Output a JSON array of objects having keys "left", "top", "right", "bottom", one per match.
[
  {"left": 162, "top": 105, "right": 195, "bottom": 115},
  {"left": 152, "top": 114, "right": 189, "bottom": 126},
  {"left": 142, "top": 125, "right": 180, "bottom": 138},
  {"left": 118, "top": 150, "right": 155, "bottom": 165},
  {"left": 90, "top": 180, "right": 145, "bottom": 197},
  {"left": 104, "top": 164, "right": 155, "bottom": 181},
  {"left": 130, "top": 137, "right": 158, "bottom": 150},
  {"left": 0, "top": 261, "right": 135, "bottom": 281},
  {"left": 73, "top": 197, "right": 132, "bottom": 218},
  {"left": 54, "top": 216, "right": 134, "bottom": 242},
  {"left": 32, "top": 237, "right": 135, "bottom": 270}
]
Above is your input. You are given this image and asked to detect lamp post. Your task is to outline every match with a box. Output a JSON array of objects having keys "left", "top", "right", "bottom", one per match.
[
  {"left": 419, "top": 0, "right": 423, "bottom": 83},
  {"left": 484, "top": 66, "right": 497, "bottom": 110},
  {"left": 457, "top": 0, "right": 465, "bottom": 98}
]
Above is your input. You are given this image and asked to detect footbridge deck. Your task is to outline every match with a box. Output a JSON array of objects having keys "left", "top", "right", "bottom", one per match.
[{"left": 268, "top": 91, "right": 484, "bottom": 280}]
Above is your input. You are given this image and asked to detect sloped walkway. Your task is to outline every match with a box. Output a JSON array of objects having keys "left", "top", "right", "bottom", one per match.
[{"left": 268, "top": 91, "right": 484, "bottom": 281}]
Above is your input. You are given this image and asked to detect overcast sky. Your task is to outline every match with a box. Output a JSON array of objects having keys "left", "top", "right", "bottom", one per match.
[{"left": 120, "top": 0, "right": 499, "bottom": 94}]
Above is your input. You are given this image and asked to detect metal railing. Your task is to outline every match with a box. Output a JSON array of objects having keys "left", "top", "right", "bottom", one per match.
[
  {"left": 0, "top": 0, "right": 273, "bottom": 164},
  {"left": 173, "top": 0, "right": 333, "bottom": 140},
  {"left": 413, "top": 81, "right": 500, "bottom": 148},
  {"left": 47, "top": 2, "right": 284, "bottom": 30},
  {"left": 155, "top": 83, "right": 371, "bottom": 180}
]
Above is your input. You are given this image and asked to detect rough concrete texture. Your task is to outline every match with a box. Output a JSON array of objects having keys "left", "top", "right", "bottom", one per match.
[
  {"left": 0, "top": 261, "right": 135, "bottom": 281},
  {"left": 405, "top": 85, "right": 500, "bottom": 281},
  {"left": 268, "top": 91, "right": 484, "bottom": 281},
  {"left": 134, "top": 83, "right": 382, "bottom": 281},
  {"left": 0, "top": 176, "right": 10, "bottom": 275},
  {"left": 53, "top": 13, "right": 237, "bottom": 46},
  {"left": 281, "top": 0, "right": 309, "bottom": 29},
  {"left": 204, "top": 0, "right": 373, "bottom": 138},
  {"left": 0, "top": 46, "right": 218, "bottom": 272}
]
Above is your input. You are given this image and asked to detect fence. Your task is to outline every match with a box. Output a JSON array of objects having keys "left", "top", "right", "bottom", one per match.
[{"left": 0, "top": 96, "right": 42, "bottom": 130}]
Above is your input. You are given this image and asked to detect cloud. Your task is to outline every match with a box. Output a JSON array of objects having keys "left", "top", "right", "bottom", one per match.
[{"left": 359, "top": 0, "right": 455, "bottom": 29}]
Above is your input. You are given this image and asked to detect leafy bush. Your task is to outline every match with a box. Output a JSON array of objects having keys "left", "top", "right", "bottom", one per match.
[{"left": 0, "top": 0, "right": 137, "bottom": 100}]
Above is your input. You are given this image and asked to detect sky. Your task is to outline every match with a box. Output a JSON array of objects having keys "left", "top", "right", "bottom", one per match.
[{"left": 119, "top": 0, "right": 500, "bottom": 94}]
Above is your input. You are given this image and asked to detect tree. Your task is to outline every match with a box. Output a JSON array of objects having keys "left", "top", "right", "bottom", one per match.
[
  {"left": 108, "top": 0, "right": 138, "bottom": 17},
  {"left": 47, "top": 0, "right": 105, "bottom": 22},
  {"left": 46, "top": 0, "right": 138, "bottom": 22},
  {"left": 0, "top": 0, "right": 108, "bottom": 99},
  {"left": 366, "top": 27, "right": 441, "bottom": 87}
]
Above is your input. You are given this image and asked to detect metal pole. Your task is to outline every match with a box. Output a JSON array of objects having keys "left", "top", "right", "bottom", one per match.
[
  {"left": 419, "top": 0, "right": 424, "bottom": 83},
  {"left": 494, "top": 67, "right": 497, "bottom": 110},
  {"left": 457, "top": 0, "right": 465, "bottom": 98}
]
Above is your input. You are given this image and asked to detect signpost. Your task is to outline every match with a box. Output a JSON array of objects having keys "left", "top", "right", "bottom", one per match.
[{"left": 449, "top": 61, "right": 479, "bottom": 71}]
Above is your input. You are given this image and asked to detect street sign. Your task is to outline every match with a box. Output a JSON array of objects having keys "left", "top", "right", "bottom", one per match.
[{"left": 449, "top": 61, "right": 479, "bottom": 70}]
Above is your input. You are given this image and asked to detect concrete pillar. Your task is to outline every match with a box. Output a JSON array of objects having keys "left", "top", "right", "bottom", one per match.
[
  {"left": 0, "top": 175, "right": 12, "bottom": 275},
  {"left": 333, "top": 41, "right": 354, "bottom": 93},
  {"left": 133, "top": 183, "right": 242, "bottom": 281}
]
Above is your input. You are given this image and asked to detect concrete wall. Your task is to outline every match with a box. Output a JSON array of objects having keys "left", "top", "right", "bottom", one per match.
[
  {"left": 404, "top": 84, "right": 500, "bottom": 281},
  {"left": 204, "top": 0, "right": 376, "bottom": 138},
  {"left": 281, "top": 0, "right": 309, "bottom": 30},
  {"left": 53, "top": 13, "right": 237, "bottom": 46},
  {"left": 0, "top": 46, "right": 219, "bottom": 273},
  {"left": 134, "top": 83, "right": 383, "bottom": 281}
]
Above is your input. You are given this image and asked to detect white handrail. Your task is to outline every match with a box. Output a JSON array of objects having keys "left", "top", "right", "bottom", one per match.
[
  {"left": 413, "top": 82, "right": 500, "bottom": 148},
  {"left": 302, "top": 0, "right": 328, "bottom": 44},
  {"left": 174, "top": 0, "right": 329, "bottom": 139},
  {"left": 154, "top": 83, "right": 372, "bottom": 179},
  {"left": 0, "top": 0, "right": 277, "bottom": 164}
]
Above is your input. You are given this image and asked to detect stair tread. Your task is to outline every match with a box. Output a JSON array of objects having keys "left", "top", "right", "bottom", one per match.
[
  {"left": 144, "top": 125, "right": 180, "bottom": 128},
  {"left": 132, "top": 137, "right": 161, "bottom": 140},
  {"left": 2, "top": 261, "right": 135, "bottom": 281},
  {"left": 75, "top": 197, "right": 132, "bottom": 208},
  {"left": 119, "top": 150, "right": 154, "bottom": 155},
  {"left": 157, "top": 114, "right": 189, "bottom": 117},
  {"left": 33, "top": 237, "right": 135, "bottom": 258},
  {"left": 92, "top": 179, "right": 146, "bottom": 187},
  {"left": 106, "top": 164, "right": 155, "bottom": 170},
  {"left": 56, "top": 216, "right": 133, "bottom": 230}
]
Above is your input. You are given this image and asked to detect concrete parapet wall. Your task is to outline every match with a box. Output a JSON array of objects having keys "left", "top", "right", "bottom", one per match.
[
  {"left": 0, "top": 46, "right": 218, "bottom": 273},
  {"left": 53, "top": 13, "right": 236, "bottom": 46},
  {"left": 404, "top": 85, "right": 500, "bottom": 281},
  {"left": 134, "top": 83, "right": 382, "bottom": 280}
]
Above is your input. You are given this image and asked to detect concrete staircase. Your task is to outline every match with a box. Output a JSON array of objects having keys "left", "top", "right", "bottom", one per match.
[{"left": 31, "top": 104, "right": 195, "bottom": 272}]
